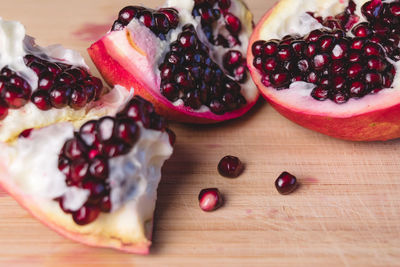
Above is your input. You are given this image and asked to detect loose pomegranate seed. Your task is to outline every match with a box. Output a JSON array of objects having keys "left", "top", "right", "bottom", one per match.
[
  {"left": 198, "top": 188, "right": 223, "bottom": 212},
  {"left": 218, "top": 155, "right": 244, "bottom": 178},
  {"left": 275, "top": 172, "right": 298, "bottom": 195}
]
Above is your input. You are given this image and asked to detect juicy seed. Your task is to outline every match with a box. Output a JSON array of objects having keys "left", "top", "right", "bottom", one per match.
[
  {"left": 275, "top": 172, "right": 298, "bottom": 195},
  {"left": 218, "top": 155, "right": 244, "bottom": 178},
  {"left": 198, "top": 188, "right": 223, "bottom": 212}
]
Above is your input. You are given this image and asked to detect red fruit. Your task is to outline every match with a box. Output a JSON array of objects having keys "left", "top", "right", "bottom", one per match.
[
  {"left": 275, "top": 172, "right": 298, "bottom": 195},
  {"left": 198, "top": 188, "right": 223, "bottom": 212},
  {"left": 88, "top": 0, "right": 258, "bottom": 124},
  {"left": 248, "top": 0, "right": 400, "bottom": 141}
]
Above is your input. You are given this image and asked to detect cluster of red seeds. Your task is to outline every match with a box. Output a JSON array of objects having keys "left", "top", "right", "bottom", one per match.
[
  {"left": 57, "top": 96, "right": 175, "bottom": 225},
  {"left": 193, "top": 0, "right": 242, "bottom": 48},
  {"left": 252, "top": 0, "right": 400, "bottom": 104},
  {"left": 159, "top": 24, "right": 246, "bottom": 114},
  {"left": 111, "top": 6, "right": 179, "bottom": 40},
  {"left": 0, "top": 55, "right": 104, "bottom": 121}
]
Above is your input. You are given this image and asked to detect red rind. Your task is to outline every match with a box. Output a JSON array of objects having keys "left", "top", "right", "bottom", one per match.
[
  {"left": 248, "top": 3, "right": 400, "bottom": 141},
  {"left": 88, "top": 29, "right": 258, "bottom": 124}
]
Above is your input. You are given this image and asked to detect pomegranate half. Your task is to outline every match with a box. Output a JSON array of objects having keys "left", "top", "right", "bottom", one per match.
[
  {"left": 89, "top": 0, "right": 259, "bottom": 123},
  {"left": 248, "top": 0, "right": 400, "bottom": 141}
]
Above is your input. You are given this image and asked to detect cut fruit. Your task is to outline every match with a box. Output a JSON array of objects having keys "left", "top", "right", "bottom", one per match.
[
  {"left": 0, "top": 19, "right": 175, "bottom": 254},
  {"left": 88, "top": 0, "right": 259, "bottom": 123},
  {"left": 0, "top": 93, "right": 174, "bottom": 254},
  {"left": 248, "top": 0, "right": 400, "bottom": 141}
]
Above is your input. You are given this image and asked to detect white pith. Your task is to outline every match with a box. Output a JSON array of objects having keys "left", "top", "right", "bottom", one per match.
[
  {"left": 255, "top": 0, "right": 400, "bottom": 118},
  {"left": 0, "top": 85, "right": 173, "bottom": 246},
  {"left": 115, "top": 0, "right": 258, "bottom": 112}
]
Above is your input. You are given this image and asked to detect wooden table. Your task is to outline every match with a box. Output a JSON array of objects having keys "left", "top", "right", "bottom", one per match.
[{"left": 1, "top": 0, "right": 400, "bottom": 266}]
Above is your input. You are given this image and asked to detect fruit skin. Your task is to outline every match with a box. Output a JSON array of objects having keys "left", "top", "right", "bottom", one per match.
[
  {"left": 247, "top": 0, "right": 400, "bottom": 141},
  {"left": 0, "top": 162, "right": 151, "bottom": 254},
  {"left": 88, "top": 3, "right": 259, "bottom": 124}
]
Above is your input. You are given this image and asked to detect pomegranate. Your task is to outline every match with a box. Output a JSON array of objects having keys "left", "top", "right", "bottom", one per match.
[
  {"left": 0, "top": 18, "right": 109, "bottom": 142},
  {"left": 88, "top": 0, "right": 259, "bottom": 123},
  {"left": 0, "top": 19, "right": 175, "bottom": 254},
  {"left": 198, "top": 188, "right": 223, "bottom": 211},
  {"left": 248, "top": 0, "right": 400, "bottom": 141}
]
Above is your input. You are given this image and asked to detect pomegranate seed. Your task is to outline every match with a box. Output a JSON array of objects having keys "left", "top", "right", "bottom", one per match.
[
  {"left": 262, "top": 57, "right": 278, "bottom": 72},
  {"left": 31, "top": 90, "right": 51, "bottom": 110},
  {"left": 161, "top": 83, "right": 179, "bottom": 101},
  {"left": 303, "top": 42, "right": 317, "bottom": 58},
  {"left": 72, "top": 205, "right": 100, "bottom": 225},
  {"left": 291, "top": 40, "right": 305, "bottom": 57},
  {"left": 218, "top": 155, "right": 244, "bottom": 178},
  {"left": 312, "top": 54, "right": 330, "bottom": 70},
  {"left": 252, "top": 40, "right": 265, "bottom": 56},
  {"left": 209, "top": 99, "right": 225, "bottom": 115},
  {"left": 318, "top": 35, "right": 335, "bottom": 52},
  {"left": 332, "top": 91, "right": 349, "bottom": 104},
  {"left": 347, "top": 63, "right": 363, "bottom": 79},
  {"left": 198, "top": 188, "right": 223, "bottom": 212},
  {"left": 270, "top": 71, "right": 290, "bottom": 88},
  {"left": 159, "top": 8, "right": 179, "bottom": 28},
  {"left": 253, "top": 57, "right": 263, "bottom": 71},
  {"left": 352, "top": 22, "right": 372, "bottom": 37},
  {"left": 102, "top": 141, "right": 129, "bottom": 157},
  {"left": 311, "top": 86, "right": 329, "bottom": 101},
  {"left": 331, "top": 60, "right": 345, "bottom": 74},
  {"left": 331, "top": 39, "right": 348, "bottom": 60},
  {"left": 306, "top": 72, "right": 318, "bottom": 84},
  {"left": 332, "top": 76, "right": 346, "bottom": 91},
  {"left": 363, "top": 42, "right": 382, "bottom": 56},
  {"left": 63, "top": 138, "right": 86, "bottom": 160},
  {"left": 3, "top": 86, "right": 28, "bottom": 109},
  {"left": 367, "top": 57, "right": 387, "bottom": 72},
  {"left": 223, "top": 50, "right": 242, "bottom": 69},
  {"left": 50, "top": 86, "right": 71, "bottom": 108},
  {"left": 224, "top": 13, "right": 241, "bottom": 34},
  {"left": 306, "top": 29, "right": 324, "bottom": 42},
  {"left": 277, "top": 45, "right": 293, "bottom": 61},
  {"left": 58, "top": 156, "right": 70, "bottom": 177},
  {"left": 296, "top": 59, "right": 310, "bottom": 73},
  {"left": 275, "top": 172, "right": 298, "bottom": 195},
  {"left": 364, "top": 72, "right": 382, "bottom": 85},
  {"left": 38, "top": 71, "right": 55, "bottom": 91},
  {"left": 114, "top": 118, "right": 140, "bottom": 145},
  {"left": 348, "top": 51, "right": 362, "bottom": 62},
  {"left": 351, "top": 38, "right": 365, "bottom": 50},
  {"left": 79, "top": 120, "right": 98, "bottom": 147},
  {"left": 70, "top": 86, "right": 88, "bottom": 110},
  {"left": 118, "top": 6, "right": 141, "bottom": 24},
  {"left": 69, "top": 158, "right": 89, "bottom": 184},
  {"left": 178, "top": 31, "right": 197, "bottom": 48},
  {"left": 349, "top": 81, "right": 366, "bottom": 97},
  {"left": 262, "top": 41, "right": 279, "bottom": 56}
]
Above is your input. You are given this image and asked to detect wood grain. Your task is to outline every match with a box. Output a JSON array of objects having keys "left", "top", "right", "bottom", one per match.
[{"left": 1, "top": 0, "right": 400, "bottom": 266}]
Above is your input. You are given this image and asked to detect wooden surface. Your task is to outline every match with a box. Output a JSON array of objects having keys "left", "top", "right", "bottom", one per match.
[{"left": 1, "top": 1, "right": 400, "bottom": 266}]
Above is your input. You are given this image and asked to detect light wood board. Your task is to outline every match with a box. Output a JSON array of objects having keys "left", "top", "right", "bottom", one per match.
[{"left": 0, "top": 0, "right": 400, "bottom": 266}]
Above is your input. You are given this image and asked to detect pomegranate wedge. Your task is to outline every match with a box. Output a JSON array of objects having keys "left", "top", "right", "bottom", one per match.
[{"left": 89, "top": 0, "right": 259, "bottom": 123}]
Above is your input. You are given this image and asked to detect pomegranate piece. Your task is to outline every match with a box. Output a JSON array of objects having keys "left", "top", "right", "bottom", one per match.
[
  {"left": 250, "top": 0, "right": 398, "bottom": 105},
  {"left": 198, "top": 188, "right": 223, "bottom": 212},
  {"left": 248, "top": 0, "right": 400, "bottom": 141},
  {"left": 57, "top": 96, "right": 175, "bottom": 225},
  {"left": 275, "top": 172, "right": 298, "bottom": 195},
  {"left": 218, "top": 155, "right": 244, "bottom": 178},
  {"left": 89, "top": 0, "right": 258, "bottom": 124}
]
